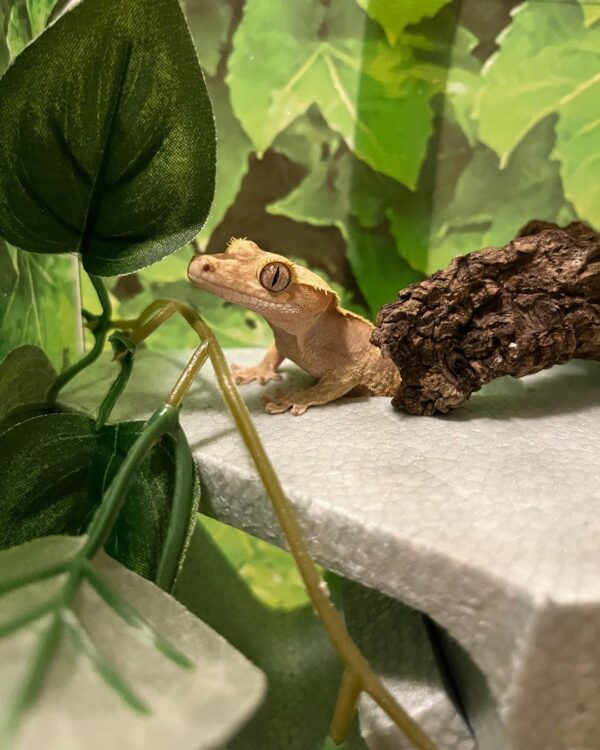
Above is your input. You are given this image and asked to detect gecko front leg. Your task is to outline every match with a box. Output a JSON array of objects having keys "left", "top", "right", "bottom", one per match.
[
  {"left": 264, "top": 371, "right": 362, "bottom": 415},
  {"left": 231, "top": 343, "right": 284, "bottom": 385}
]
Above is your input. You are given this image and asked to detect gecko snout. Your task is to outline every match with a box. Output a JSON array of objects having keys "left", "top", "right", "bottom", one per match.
[{"left": 188, "top": 255, "right": 215, "bottom": 284}]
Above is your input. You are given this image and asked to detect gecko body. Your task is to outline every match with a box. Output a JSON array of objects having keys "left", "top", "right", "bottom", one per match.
[{"left": 188, "top": 239, "right": 400, "bottom": 414}]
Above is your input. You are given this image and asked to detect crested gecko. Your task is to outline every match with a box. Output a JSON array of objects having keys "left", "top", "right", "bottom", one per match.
[{"left": 188, "top": 239, "right": 400, "bottom": 415}]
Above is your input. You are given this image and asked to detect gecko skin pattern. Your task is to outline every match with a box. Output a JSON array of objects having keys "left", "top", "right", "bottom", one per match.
[{"left": 188, "top": 239, "right": 400, "bottom": 415}]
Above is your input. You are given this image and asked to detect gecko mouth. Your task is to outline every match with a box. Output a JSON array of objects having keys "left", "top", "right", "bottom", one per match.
[{"left": 189, "top": 275, "right": 298, "bottom": 314}]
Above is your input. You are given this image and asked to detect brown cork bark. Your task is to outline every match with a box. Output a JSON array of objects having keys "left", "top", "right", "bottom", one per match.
[{"left": 372, "top": 222, "right": 600, "bottom": 415}]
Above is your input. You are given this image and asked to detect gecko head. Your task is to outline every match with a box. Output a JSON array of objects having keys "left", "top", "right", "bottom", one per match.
[{"left": 187, "top": 238, "right": 338, "bottom": 324}]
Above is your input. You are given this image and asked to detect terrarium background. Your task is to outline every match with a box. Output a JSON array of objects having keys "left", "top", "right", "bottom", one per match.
[{"left": 1, "top": 0, "right": 599, "bottom": 360}]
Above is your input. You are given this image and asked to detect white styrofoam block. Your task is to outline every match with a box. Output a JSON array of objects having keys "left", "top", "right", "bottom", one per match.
[
  {"left": 66, "top": 349, "right": 600, "bottom": 750},
  {"left": 342, "top": 579, "right": 475, "bottom": 750}
]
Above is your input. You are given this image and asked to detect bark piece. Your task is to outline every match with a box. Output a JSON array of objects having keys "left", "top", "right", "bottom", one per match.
[{"left": 372, "top": 222, "right": 600, "bottom": 415}]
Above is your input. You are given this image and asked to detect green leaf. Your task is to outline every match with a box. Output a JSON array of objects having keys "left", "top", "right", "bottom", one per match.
[
  {"left": 355, "top": 0, "right": 451, "bottom": 45},
  {"left": 0, "top": 345, "right": 55, "bottom": 423},
  {"left": 5, "top": 0, "right": 31, "bottom": 57},
  {"left": 583, "top": 4, "right": 600, "bottom": 27},
  {"left": 0, "top": 0, "right": 14, "bottom": 72},
  {"left": 443, "top": 26, "right": 482, "bottom": 145},
  {"left": 425, "top": 118, "right": 566, "bottom": 274},
  {"left": 0, "top": 242, "right": 80, "bottom": 369},
  {"left": 199, "top": 515, "right": 310, "bottom": 610},
  {"left": 0, "top": 0, "right": 216, "bottom": 276},
  {"left": 5, "top": 0, "right": 56, "bottom": 59},
  {"left": 270, "top": 135, "right": 391, "bottom": 230},
  {"left": 385, "top": 117, "right": 567, "bottom": 275},
  {"left": 0, "top": 413, "right": 200, "bottom": 580},
  {"left": 0, "top": 535, "right": 265, "bottom": 749},
  {"left": 185, "top": 0, "right": 232, "bottom": 77},
  {"left": 476, "top": 1, "right": 600, "bottom": 226},
  {"left": 228, "top": 0, "right": 444, "bottom": 188},
  {"left": 175, "top": 520, "right": 365, "bottom": 750},
  {"left": 25, "top": 0, "right": 54, "bottom": 36},
  {"left": 341, "top": 219, "right": 423, "bottom": 315}
]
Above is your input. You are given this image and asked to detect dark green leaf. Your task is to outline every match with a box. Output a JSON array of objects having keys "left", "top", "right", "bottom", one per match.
[
  {"left": 0, "top": 0, "right": 216, "bottom": 276},
  {"left": 0, "top": 344, "right": 55, "bottom": 423},
  {"left": 0, "top": 413, "right": 200, "bottom": 579}
]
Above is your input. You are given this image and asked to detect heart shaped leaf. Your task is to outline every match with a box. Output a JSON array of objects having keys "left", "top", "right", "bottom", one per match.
[{"left": 0, "top": 0, "right": 216, "bottom": 275}]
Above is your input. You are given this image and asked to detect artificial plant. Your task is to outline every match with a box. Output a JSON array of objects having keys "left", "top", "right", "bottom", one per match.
[{"left": 0, "top": 0, "right": 440, "bottom": 748}]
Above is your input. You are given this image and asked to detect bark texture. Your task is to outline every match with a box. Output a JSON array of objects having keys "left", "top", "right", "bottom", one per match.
[{"left": 372, "top": 222, "right": 600, "bottom": 415}]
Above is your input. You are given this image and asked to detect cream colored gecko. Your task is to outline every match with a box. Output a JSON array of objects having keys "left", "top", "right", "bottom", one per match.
[{"left": 188, "top": 239, "right": 400, "bottom": 415}]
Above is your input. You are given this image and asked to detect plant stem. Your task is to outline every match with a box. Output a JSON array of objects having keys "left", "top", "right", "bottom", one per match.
[
  {"left": 329, "top": 668, "right": 362, "bottom": 743},
  {"left": 121, "top": 299, "right": 439, "bottom": 750},
  {"left": 95, "top": 336, "right": 135, "bottom": 430},
  {"left": 166, "top": 340, "right": 210, "bottom": 408},
  {"left": 47, "top": 274, "right": 112, "bottom": 405},
  {"left": 155, "top": 425, "right": 195, "bottom": 592}
]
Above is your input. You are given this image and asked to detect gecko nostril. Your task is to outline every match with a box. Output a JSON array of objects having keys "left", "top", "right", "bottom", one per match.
[{"left": 202, "top": 262, "right": 212, "bottom": 273}]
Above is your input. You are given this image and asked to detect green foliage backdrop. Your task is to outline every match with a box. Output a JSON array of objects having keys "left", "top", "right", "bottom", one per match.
[
  {"left": 3, "top": 0, "right": 597, "bottom": 352},
  {"left": 99, "top": 0, "right": 599, "bottom": 347}
]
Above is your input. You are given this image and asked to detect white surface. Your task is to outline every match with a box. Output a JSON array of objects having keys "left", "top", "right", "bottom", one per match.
[
  {"left": 2, "top": 537, "right": 265, "bottom": 750},
  {"left": 342, "top": 580, "right": 475, "bottom": 750},
  {"left": 67, "top": 349, "right": 600, "bottom": 750}
]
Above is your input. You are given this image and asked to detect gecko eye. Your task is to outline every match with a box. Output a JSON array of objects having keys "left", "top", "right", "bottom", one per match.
[{"left": 259, "top": 262, "right": 291, "bottom": 293}]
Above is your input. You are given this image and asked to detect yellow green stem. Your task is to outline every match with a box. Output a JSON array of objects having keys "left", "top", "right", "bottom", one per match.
[
  {"left": 330, "top": 668, "right": 363, "bottom": 743},
  {"left": 117, "top": 298, "right": 438, "bottom": 750},
  {"left": 166, "top": 340, "right": 210, "bottom": 408}
]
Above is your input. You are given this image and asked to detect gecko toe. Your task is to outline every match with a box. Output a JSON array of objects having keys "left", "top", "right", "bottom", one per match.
[{"left": 265, "top": 400, "right": 291, "bottom": 414}]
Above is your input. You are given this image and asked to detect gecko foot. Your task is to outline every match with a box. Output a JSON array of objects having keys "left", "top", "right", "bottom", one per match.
[
  {"left": 231, "top": 363, "right": 282, "bottom": 386},
  {"left": 264, "top": 398, "right": 308, "bottom": 416}
]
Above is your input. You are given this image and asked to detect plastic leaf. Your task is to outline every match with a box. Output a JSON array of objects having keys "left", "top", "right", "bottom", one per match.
[
  {"left": 0, "top": 0, "right": 216, "bottom": 276},
  {"left": 0, "top": 535, "right": 265, "bottom": 750}
]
